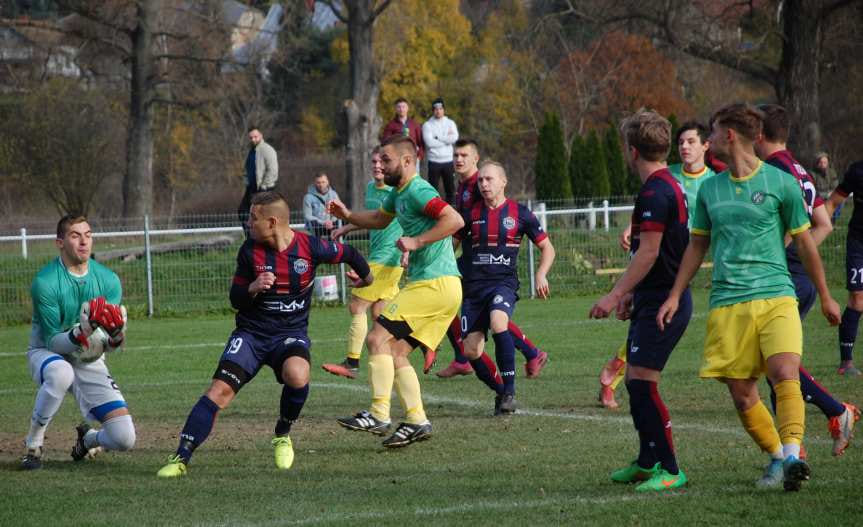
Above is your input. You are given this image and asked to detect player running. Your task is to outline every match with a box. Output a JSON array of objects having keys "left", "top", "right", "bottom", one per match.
[
  {"left": 436, "top": 139, "right": 549, "bottom": 379},
  {"left": 22, "top": 214, "right": 134, "bottom": 470},
  {"left": 457, "top": 161, "right": 555, "bottom": 414},
  {"left": 330, "top": 135, "right": 463, "bottom": 448},
  {"left": 157, "top": 192, "right": 373, "bottom": 477},
  {"left": 754, "top": 104, "right": 859, "bottom": 458},
  {"left": 658, "top": 103, "right": 841, "bottom": 491},
  {"left": 598, "top": 121, "right": 715, "bottom": 409},
  {"left": 590, "top": 110, "right": 692, "bottom": 492}
]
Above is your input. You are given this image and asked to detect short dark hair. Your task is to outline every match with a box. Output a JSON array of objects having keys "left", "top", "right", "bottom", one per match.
[
  {"left": 394, "top": 98, "right": 408, "bottom": 106},
  {"left": 381, "top": 134, "right": 417, "bottom": 159},
  {"left": 619, "top": 109, "right": 671, "bottom": 162},
  {"left": 247, "top": 125, "right": 260, "bottom": 134},
  {"left": 676, "top": 120, "right": 710, "bottom": 145},
  {"left": 56, "top": 213, "right": 88, "bottom": 239},
  {"left": 454, "top": 138, "right": 479, "bottom": 153},
  {"left": 251, "top": 191, "right": 289, "bottom": 208},
  {"left": 757, "top": 104, "right": 790, "bottom": 143},
  {"left": 710, "top": 103, "right": 764, "bottom": 142}
]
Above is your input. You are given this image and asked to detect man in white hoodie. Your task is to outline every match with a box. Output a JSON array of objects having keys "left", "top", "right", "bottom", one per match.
[{"left": 422, "top": 98, "right": 459, "bottom": 204}]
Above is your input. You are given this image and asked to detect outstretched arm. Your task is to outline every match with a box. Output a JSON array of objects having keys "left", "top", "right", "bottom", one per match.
[
  {"left": 656, "top": 234, "right": 710, "bottom": 330},
  {"left": 793, "top": 229, "right": 840, "bottom": 325}
]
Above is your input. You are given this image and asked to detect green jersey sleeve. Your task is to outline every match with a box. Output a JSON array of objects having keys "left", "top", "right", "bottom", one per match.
[
  {"left": 31, "top": 278, "right": 62, "bottom": 343},
  {"left": 781, "top": 176, "right": 812, "bottom": 235},
  {"left": 409, "top": 184, "right": 441, "bottom": 217},
  {"left": 690, "top": 183, "right": 712, "bottom": 236}
]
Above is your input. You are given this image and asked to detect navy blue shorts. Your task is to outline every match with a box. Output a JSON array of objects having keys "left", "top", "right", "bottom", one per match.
[
  {"left": 627, "top": 288, "right": 692, "bottom": 371},
  {"left": 846, "top": 236, "right": 863, "bottom": 291},
  {"left": 791, "top": 272, "right": 816, "bottom": 319},
  {"left": 218, "top": 329, "right": 311, "bottom": 384},
  {"left": 460, "top": 285, "right": 518, "bottom": 336}
]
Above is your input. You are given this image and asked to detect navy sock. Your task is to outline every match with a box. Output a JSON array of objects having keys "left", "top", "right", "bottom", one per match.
[
  {"left": 493, "top": 331, "right": 516, "bottom": 395},
  {"left": 508, "top": 321, "right": 538, "bottom": 360},
  {"left": 275, "top": 384, "right": 309, "bottom": 436},
  {"left": 627, "top": 379, "right": 678, "bottom": 475},
  {"left": 470, "top": 353, "right": 504, "bottom": 394},
  {"left": 839, "top": 307, "right": 861, "bottom": 361},
  {"left": 177, "top": 395, "right": 220, "bottom": 462},
  {"left": 799, "top": 367, "right": 845, "bottom": 418}
]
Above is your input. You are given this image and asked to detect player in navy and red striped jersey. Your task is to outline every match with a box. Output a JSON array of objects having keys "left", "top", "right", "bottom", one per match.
[
  {"left": 157, "top": 192, "right": 373, "bottom": 477},
  {"left": 755, "top": 104, "right": 859, "bottom": 457},
  {"left": 590, "top": 110, "right": 691, "bottom": 492},
  {"left": 435, "top": 139, "right": 550, "bottom": 379},
  {"left": 457, "top": 161, "right": 555, "bottom": 414}
]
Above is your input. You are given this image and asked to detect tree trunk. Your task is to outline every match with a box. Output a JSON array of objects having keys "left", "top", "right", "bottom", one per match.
[
  {"left": 343, "top": 1, "right": 382, "bottom": 209},
  {"left": 776, "top": 0, "right": 823, "bottom": 167},
  {"left": 123, "top": 0, "right": 156, "bottom": 218}
]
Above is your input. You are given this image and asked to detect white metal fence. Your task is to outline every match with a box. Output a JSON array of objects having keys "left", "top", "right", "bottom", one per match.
[{"left": 0, "top": 199, "right": 851, "bottom": 324}]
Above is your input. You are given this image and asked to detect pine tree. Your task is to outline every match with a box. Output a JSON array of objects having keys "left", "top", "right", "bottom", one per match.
[
  {"left": 604, "top": 124, "right": 628, "bottom": 197},
  {"left": 534, "top": 112, "right": 571, "bottom": 202},
  {"left": 569, "top": 133, "right": 587, "bottom": 199},
  {"left": 585, "top": 130, "right": 610, "bottom": 198}
]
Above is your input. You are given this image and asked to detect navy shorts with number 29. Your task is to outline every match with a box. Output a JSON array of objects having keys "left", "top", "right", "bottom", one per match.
[{"left": 219, "top": 329, "right": 311, "bottom": 384}]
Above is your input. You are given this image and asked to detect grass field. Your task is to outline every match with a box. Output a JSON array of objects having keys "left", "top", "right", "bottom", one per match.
[{"left": 1, "top": 291, "right": 861, "bottom": 526}]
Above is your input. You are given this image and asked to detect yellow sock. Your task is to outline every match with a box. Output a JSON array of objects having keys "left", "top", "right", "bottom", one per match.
[
  {"left": 347, "top": 311, "right": 368, "bottom": 360},
  {"left": 599, "top": 344, "right": 627, "bottom": 390},
  {"left": 368, "top": 354, "right": 394, "bottom": 422},
  {"left": 738, "top": 400, "right": 782, "bottom": 455},
  {"left": 394, "top": 366, "right": 427, "bottom": 425},
  {"left": 774, "top": 379, "right": 805, "bottom": 446},
  {"left": 611, "top": 343, "right": 627, "bottom": 390}
]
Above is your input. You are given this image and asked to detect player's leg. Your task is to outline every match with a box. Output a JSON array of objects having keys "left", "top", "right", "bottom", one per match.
[
  {"left": 490, "top": 309, "right": 517, "bottom": 413},
  {"left": 435, "top": 315, "right": 473, "bottom": 378},
  {"left": 440, "top": 162, "right": 455, "bottom": 204},
  {"left": 70, "top": 359, "right": 136, "bottom": 460},
  {"left": 838, "top": 237, "right": 863, "bottom": 375},
  {"left": 271, "top": 341, "right": 312, "bottom": 470},
  {"left": 460, "top": 295, "right": 503, "bottom": 404},
  {"left": 22, "top": 350, "right": 74, "bottom": 469},
  {"left": 323, "top": 295, "right": 373, "bottom": 379},
  {"left": 598, "top": 343, "right": 627, "bottom": 409},
  {"left": 337, "top": 321, "right": 396, "bottom": 434},
  {"left": 158, "top": 331, "right": 260, "bottom": 477},
  {"left": 509, "top": 320, "right": 548, "bottom": 379}
]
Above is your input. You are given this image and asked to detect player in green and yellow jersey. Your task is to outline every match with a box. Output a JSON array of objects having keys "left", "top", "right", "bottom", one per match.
[
  {"left": 657, "top": 103, "right": 841, "bottom": 491},
  {"left": 598, "top": 121, "right": 715, "bottom": 409},
  {"left": 329, "top": 135, "right": 464, "bottom": 448}
]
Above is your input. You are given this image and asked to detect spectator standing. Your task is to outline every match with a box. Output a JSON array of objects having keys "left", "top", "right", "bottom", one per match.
[
  {"left": 422, "top": 97, "right": 459, "bottom": 203},
  {"left": 813, "top": 152, "right": 839, "bottom": 199},
  {"left": 381, "top": 98, "right": 424, "bottom": 173},
  {"left": 303, "top": 173, "right": 340, "bottom": 238},
  {"left": 239, "top": 127, "right": 279, "bottom": 237}
]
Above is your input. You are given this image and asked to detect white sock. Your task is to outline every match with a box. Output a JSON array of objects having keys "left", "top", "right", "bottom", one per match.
[
  {"left": 25, "top": 360, "right": 74, "bottom": 449},
  {"left": 782, "top": 443, "right": 801, "bottom": 459},
  {"left": 88, "top": 414, "right": 136, "bottom": 451}
]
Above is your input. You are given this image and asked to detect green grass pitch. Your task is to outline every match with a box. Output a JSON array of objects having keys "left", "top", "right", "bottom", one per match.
[{"left": 1, "top": 291, "right": 861, "bottom": 526}]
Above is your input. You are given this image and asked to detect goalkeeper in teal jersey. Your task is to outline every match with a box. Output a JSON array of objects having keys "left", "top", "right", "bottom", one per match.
[{"left": 21, "top": 214, "right": 135, "bottom": 470}]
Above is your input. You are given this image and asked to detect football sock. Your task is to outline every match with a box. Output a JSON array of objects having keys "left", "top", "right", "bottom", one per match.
[
  {"left": 769, "top": 367, "right": 846, "bottom": 418},
  {"left": 774, "top": 379, "right": 805, "bottom": 447},
  {"left": 176, "top": 395, "right": 220, "bottom": 462},
  {"left": 599, "top": 347, "right": 627, "bottom": 388},
  {"left": 347, "top": 311, "right": 367, "bottom": 361},
  {"left": 368, "top": 354, "right": 394, "bottom": 422},
  {"left": 738, "top": 399, "right": 782, "bottom": 456},
  {"left": 839, "top": 307, "right": 861, "bottom": 361},
  {"left": 25, "top": 359, "right": 74, "bottom": 449},
  {"left": 469, "top": 352, "right": 504, "bottom": 393},
  {"left": 275, "top": 384, "right": 309, "bottom": 436},
  {"left": 448, "top": 316, "right": 469, "bottom": 364},
  {"left": 627, "top": 379, "right": 678, "bottom": 474},
  {"left": 393, "top": 366, "right": 427, "bottom": 425},
  {"left": 493, "top": 331, "right": 516, "bottom": 395},
  {"left": 508, "top": 321, "right": 539, "bottom": 360},
  {"left": 88, "top": 414, "right": 136, "bottom": 451}
]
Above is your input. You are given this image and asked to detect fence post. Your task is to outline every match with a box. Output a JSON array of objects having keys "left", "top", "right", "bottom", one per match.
[
  {"left": 588, "top": 201, "right": 596, "bottom": 230},
  {"left": 20, "top": 227, "right": 27, "bottom": 259},
  {"left": 144, "top": 215, "right": 154, "bottom": 317},
  {"left": 527, "top": 200, "right": 536, "bottom": 299},
  {"left": 603, "top": 199, "right": 610, "bottom": 232},
  {"left": 337, "top": 219, "right": 347, "bottom": 305}
]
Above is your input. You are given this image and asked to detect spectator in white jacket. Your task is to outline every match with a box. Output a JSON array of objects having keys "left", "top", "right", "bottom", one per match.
[{"left": 422, "top": 98, "right": 459, "bottom": 203}]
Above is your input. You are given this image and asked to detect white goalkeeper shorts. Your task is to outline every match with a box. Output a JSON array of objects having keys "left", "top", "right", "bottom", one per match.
[{"left": 28, "top": 348, "right": 128, "bottom": 422}]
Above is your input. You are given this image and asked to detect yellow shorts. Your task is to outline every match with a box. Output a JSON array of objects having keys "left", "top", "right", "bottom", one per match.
[
  {"left": 700, "top": 296, "right": 802, "bottom": 380},
  {"left": 352, "top": 262, "right": 402, "bottom": 303},
  {"left": 380, "top": 275, "right": 462, "bottom": 349}
]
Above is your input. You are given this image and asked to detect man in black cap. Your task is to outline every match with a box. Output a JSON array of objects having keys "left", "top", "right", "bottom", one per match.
[{"left": 422, "top": 97, "right": 459, "bottom": 203}]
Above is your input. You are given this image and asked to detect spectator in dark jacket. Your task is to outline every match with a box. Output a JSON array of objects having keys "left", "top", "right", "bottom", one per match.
[{"left": 380, "top": 98, "right": 424, "bottom": 172}]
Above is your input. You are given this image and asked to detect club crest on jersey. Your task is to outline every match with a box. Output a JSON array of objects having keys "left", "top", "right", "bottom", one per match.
[
  {"left": 293, "top": 259, "right": 309, "bottom": 274},
  {"left": 462, "top": 190, "right": 470, "bottom": 203},
  {"left": 502, "top": 216, "right": 516, "bottom": 230},
  {"left": 751, "top": 191, "right": 766, "bottom": 205}
]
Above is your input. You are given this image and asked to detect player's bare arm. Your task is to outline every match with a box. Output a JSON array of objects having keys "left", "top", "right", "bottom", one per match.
[
  {"left": 792, "top": 229, "right": 841, "bottom": 325},
  {"left": 396, "top": 204, "right": 464, "bottom": 252},
  {"left": 327, "top": 199, "right": 392, "bottom": 230},
  {"left": 824, "top": 190, "right": 846, "bottom": 217},
  {"left": 590, "top": 230, "right": 662, "bottom": 319},
  {"left": 657, "top": 234, "right": 710, "bottom": 330},
  {"left": 809, "top": 204, "right": 834, "bottom": 246},
  {"left": 534, "top": 238, "right": 555, "bottom": 299}
]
